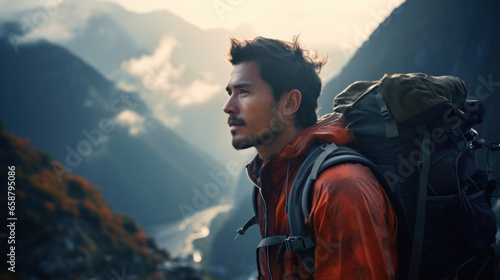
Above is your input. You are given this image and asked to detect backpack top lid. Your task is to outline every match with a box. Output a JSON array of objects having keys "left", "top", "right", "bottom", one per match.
[
  {"left": 334, "top": 73, "right": 469, "bottom": 125},
  {"left": 379, "top": 73, "right": 468, "bottom": 122}
]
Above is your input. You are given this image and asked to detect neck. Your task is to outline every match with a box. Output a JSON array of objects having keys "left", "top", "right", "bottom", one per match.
[{"left": 256, "top": 125, "right": 302, "bottom": 160}]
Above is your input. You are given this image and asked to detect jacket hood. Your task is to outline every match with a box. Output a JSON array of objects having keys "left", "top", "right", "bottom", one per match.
[{"left": 278, "top": 112, "right": 353, "bottom": 159}]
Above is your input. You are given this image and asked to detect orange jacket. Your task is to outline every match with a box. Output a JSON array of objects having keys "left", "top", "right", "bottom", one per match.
[{"left": 246, "top": 113, "right": 398, "bottom": 280}]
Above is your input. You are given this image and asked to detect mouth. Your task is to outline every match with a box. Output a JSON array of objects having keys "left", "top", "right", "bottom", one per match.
[
  {"left": 227, "top": 117, "right": 246, "bottom": 131},
  {"left": 229, "top": 122, "right": 244, "bottom": 132}
]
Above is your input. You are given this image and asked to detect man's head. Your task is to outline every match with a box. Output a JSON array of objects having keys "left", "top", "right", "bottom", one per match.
[{"left": 223, "top": 36, "right": 326, "bottom": 153}]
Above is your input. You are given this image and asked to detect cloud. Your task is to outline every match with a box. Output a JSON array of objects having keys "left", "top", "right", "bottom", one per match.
[
  {"left": 1, "top": 0, "right": 98, "bottom": 42},
  {"left": 114, "top": 109, "right": 145, "bottom": 135},
  {"left": 123, "top": 35, "right": 222, "bottom": 108},
  {"left": 124, "top": 36, "right": 185, "bottom": 91},
  {"left": 157, "top": 114, "right": 181, "bottom": 128},
  {"left": 170, "top": 77, "right": 222, "bottom": 108},
  {"left": 152, "top": 101, "right": 181, "bottom": 128}
]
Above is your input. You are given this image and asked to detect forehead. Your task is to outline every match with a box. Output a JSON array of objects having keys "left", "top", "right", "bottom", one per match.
[{"left": 227, "top": 61, "right": 263, "bottom": 86}]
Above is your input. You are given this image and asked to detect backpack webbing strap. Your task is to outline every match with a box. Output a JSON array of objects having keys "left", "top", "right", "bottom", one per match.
[
  {"left": 258, "top": 235, "right": 315, "bottom": 263},
  {"left": 234, "top": 215, "right": 257, "bottom": 240},
  {"left": 258, "top": 235, "right": 287, "bottom": 248},
  {"left": 257, "top": 235, "right": 314, "bottom": 251},
  {"left": 408, "top": 128, "right": 431, "bottom": 280},
  {"left": 375, "top": 90, "right": 399, "bottom": 138},
  {"left": 235, "top": 186, "right": 260, "bottom": 239}
]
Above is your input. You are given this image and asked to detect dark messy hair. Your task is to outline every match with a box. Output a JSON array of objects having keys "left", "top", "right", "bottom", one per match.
[{"left": 225, "top": 36, "right": 327, "bottom": 129}]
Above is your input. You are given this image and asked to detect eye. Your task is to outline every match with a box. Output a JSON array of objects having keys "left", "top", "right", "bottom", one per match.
[{"left": 240, "top": 89, "right": 250, "bottom": 94}]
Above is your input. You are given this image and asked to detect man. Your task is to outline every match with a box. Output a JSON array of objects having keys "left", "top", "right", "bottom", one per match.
[{"left": 223, "top": 36, "right": 398, "bottom": 279}]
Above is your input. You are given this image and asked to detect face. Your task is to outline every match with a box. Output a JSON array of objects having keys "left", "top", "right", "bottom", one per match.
[{"left": 223, "top": 61, "right": 286, "bottom": 150}]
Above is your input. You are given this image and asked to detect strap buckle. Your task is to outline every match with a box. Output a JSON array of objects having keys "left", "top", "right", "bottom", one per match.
[
  {"left": 380, "top": 108, "right": 392, "bottom": 120},
  {"left": 284, "top": 236, "right": 313, "bottom": 251}
]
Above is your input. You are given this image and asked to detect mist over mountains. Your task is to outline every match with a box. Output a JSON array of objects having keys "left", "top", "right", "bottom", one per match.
[
  {"left": 1, "top": 0, "right": 256, "bottom": 164},
  {"left": 0, "top": 2, "right": 253, "bottom": 277},
  {"left": 0, "top": 25, "right": 231, "bottom": 227},
  {"left": 1, "top": 0, "right": 256, "bottom": 166}
]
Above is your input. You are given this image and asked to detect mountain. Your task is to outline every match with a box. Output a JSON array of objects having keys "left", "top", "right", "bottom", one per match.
[
  {"left": 0, "top": 23, "right": 228, "bottom": 227},
  {"left": 205, "top": 0, "right": 500, "bottom": 279},
  {"left": 0, "top": 124, "right": 169, "bottom": 279}
]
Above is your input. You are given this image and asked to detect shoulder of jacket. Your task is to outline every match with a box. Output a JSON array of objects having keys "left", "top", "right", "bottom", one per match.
[{"left": 312, "top": 163, "right": 380, "bottom": 196}]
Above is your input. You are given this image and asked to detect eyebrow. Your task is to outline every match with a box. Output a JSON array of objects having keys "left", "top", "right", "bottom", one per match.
[{"left": 225, "top": 83, "right": 254, "bottom": 93}]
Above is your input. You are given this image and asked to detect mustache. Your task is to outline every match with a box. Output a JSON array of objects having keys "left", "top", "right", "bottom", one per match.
[{"left": 228, "top": 115, "right": 247, "bottom": 126}]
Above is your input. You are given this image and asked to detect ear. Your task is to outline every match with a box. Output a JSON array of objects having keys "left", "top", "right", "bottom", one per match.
[{"left": 281, "top": 89, "right": 302, "bottom": 118}]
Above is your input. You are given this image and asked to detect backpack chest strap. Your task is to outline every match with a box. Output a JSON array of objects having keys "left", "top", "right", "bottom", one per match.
[
  {"left": 258, "top": 234, "right": 315, "bottom": 265},
  {"left": 258, "top": 235, "right": 315, "bottom": 251}
]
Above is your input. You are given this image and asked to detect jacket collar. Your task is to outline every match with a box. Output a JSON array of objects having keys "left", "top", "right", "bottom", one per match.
[{"left": 246, "top": 112, "right": 353, "bottom": 184}]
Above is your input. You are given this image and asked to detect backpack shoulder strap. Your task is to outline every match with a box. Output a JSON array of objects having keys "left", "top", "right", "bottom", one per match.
[
  {"left": 287, "top": 142, "right": 411, "bottom": 277},
  {"left": 255, "top": 142, "right": 330, "bottom": 274},
  {"left": 243, "top": 142, "right": 412, "bottom": 277},
  {"left": 285, "top": 142, "right": 366, "bottom": 275}
]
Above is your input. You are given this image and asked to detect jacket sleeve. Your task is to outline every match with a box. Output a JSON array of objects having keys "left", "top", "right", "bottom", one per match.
[{"left": 305, "top": 163, "right": 398, "bottom": 280}]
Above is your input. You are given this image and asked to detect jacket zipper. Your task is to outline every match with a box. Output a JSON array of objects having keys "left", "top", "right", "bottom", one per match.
[
  {"left": 247, "top": 160, "right": 273, "bottom": 280},
  {"left": 255, "top": 180, "right": 273, "bottom": 280}
]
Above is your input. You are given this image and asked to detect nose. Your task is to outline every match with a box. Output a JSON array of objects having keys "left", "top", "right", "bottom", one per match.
[{"left": 223, "top": 95, "right": 239, "bottom": 115}]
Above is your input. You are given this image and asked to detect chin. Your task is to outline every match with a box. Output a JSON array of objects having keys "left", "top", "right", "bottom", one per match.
[{"left": 231, "top": 137, "right": 254, "bottom": 150}]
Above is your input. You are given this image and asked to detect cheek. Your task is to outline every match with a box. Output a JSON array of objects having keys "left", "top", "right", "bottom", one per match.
[
  {"left": 243, "top": 96, "right": 277, "bottom": 130},
  {"left": 249, "top": 111, "right": 275, "bottom": 133}
]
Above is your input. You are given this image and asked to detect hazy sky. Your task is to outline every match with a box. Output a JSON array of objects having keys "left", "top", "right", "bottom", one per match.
[
  {"left": 1, "top": 0, "right": 405, "bottom": 75},
  {"left": 100, "top": 0, "right": 405, "bottom": 61}
]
